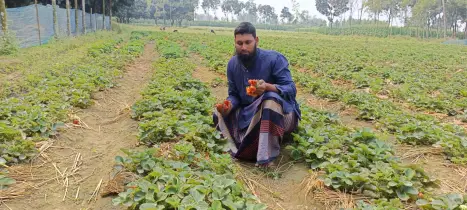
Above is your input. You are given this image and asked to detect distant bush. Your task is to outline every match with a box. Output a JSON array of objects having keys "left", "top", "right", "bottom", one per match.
[{"left": 0, "top": 31, "right": 19, "bottom": 55}]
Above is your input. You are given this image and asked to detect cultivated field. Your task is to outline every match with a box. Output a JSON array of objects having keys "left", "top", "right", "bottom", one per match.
[{"left": 0, "top": 26, "right": 466, "bottom": 210}]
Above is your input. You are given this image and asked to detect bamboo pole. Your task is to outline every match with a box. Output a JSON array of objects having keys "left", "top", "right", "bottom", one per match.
[
  {"left": 82, "top": 0, "right": 86, "bottom": 34},
  {"left": 34, "top": 0, "right": 41, "bottom": 45},
  {"left": 0, "top": 0, "right": 7, "bottom": 32},
  {"left": 74, "top": 0, "right": 78, "bottom": 35},
  {"left": 66, "top": 0, "right": 71, "bottom": 36},
  {"left": 90, "top": 8, "right": 93, "bottom": 32},
  {"left": 109, "top": 0, "right": 112, "bottom": 30},
  {"left": 102, "top": 0, "right": 105, "bottom": 30},
  {"left": 52, "top": 0, "right": 58, "bottom": 39}
]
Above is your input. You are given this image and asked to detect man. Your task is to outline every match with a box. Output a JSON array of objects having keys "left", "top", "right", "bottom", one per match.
[{"left": 214, "top": 22, "right": 301, "bottom": 167}]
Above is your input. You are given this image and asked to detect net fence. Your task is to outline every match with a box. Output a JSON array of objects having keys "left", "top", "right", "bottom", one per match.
[{"left": 0, "top": 4, "right": 110, "bottom": 48}]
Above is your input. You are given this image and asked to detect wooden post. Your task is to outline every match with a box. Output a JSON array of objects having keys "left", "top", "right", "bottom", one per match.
[
  {"left": 34, "top": 0, "right": 41, "bottom": 45},
  {"left": 109, "top": 0, "right": 112, "bottom": 30},
  {"left": 74, "top": 0, "right": 78, "bottom": 35},
  {"left": 102, "top": 0, "right": 105, "bottom": 30},
  {"left": 95, "top": 12, "right": 97, "bottom": 31},
  {"left": 81, "top": 0, "right": 86, "bottom": 34},
  {"left": 90, "top": 8, "right": 93, "bottom": 31},
  {"left": 66, "top": 0, "right": 71, "bottom": 36},
  {"left": 52, "top": 0, "right": 58, "bottom": 39},
  {"left": 0, "top": 0, "right": 7, "bottom": 32}
]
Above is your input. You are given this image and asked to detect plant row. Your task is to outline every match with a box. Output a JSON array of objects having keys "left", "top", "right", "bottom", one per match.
[
  {"left": 0, "top": 31, "right": 148, "bottom": 166},
  {"left": 170, "top": 32, "right": 467, "bottom": 164},
  {"left": 113, "top": 38, "right": 265, "bottom": 209}
]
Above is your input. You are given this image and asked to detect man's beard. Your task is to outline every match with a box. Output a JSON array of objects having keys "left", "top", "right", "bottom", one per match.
[{"left": 236, "top": 46, "right": 257, "bottom": 66}]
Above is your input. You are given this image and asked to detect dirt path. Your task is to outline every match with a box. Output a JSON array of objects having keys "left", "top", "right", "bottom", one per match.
[{"left": 1, "top": 43, "right": 156, "bottom": 210}]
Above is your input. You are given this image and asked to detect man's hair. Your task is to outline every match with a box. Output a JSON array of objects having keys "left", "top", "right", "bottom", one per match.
[{"left": 234, "top": 22, "right": 256, "bottom": 38}]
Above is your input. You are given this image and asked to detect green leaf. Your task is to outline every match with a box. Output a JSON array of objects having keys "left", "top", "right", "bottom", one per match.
[
  {"left": 316, "top": 150, "right": 324, "bottom": 159},
  {"left": 211, "top": 200, "right": 222, "bottom": 210},
  {"left": 140, "top": 203, "right": 163, "bottom": 210},
  {"left": 0, "top": 177, "right": 16, "bottom": 186},
  {"left": 166, "top": 196, "right": 180, "bottom": 208},
  {"left": 416, "top": 199, "right": 430, "bottom": 206},
  {"left": 396, "top": 189, "right": 410, "bottom": 201},
  {"left": 388, "top": 181, "right": 398, "bottom": 187},
  {"left": 246, "top": 203, "right": 268, "bottom": 210},
  {"left": 404, "top": 186, "right": 418, "bottom": 195},
  {"left": 190, "top": 189, "right": 205, "bottom": 202},
  {"left": 115, "top": 156, "right": 124, "bottom": 163}
]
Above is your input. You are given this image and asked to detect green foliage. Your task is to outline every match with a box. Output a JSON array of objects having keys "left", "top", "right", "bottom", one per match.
[
  {"left": 287, "top": 107, "right": 438, "bottom": 201},
  {"left": 416, "top": 194, "right": 467, "bottom": 210},
  {"left": 355, "top": 198, "right": 404, "bottom": 210},
  {"left": 131, "top": 55, "right": 226, "bottom": 152},
  {"left": 0, "top": 31, "right": 148, "bottom": 165},
  {"left": 0, "top": 31, "right": 19, "bottom": 55},
  {"left": 112, "top": 142, "right": 266, "bottom": 210}
]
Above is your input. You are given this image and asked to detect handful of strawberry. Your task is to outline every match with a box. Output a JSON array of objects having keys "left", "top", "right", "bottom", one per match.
[
  {"left": 215, "top": 100, "right": 231, "bottom": 113},
  {"left": 246, "top": 79, "right": 264, "bottom": 97}
]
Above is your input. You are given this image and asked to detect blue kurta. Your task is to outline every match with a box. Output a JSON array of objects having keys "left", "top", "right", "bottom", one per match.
[{"left": 226, "top": 48, "right": 301, "bottom": 130}]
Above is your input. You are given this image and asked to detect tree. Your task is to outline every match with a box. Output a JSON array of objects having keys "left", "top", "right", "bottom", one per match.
[
  {"left": 290, "top": 0, "right": 300, "bottom": 24},
  {"left": 0, "top": 0, "right": 7, "bottom": 32},
  {"left": 365, "top": 0, "right": 383, "bottom": 23},
  {"left": 242, "top": 0, "right": 257, "bottom": 22},
  {"left": 382, "top": 0, "right": 401, "bottom": 27},
  {"left": 221, "top": 0, "right": 236, "bottom": 21},
  {"left": 316, "top": 0, "right": 350, "bottom": 28},
  {"left": 258, "top": 4, "right": 277, "bottom": 24},
  {"left": 280, "top": 7, "right": 293, "bottom": 24},
  {"left": 202, "top": 0, "right": 220, "bottom": 21},
  {"left": 299, "top": 10, "right": 310, "bottom": 23}
]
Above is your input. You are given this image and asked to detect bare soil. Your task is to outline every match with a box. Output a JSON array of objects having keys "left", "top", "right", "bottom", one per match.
[{"left": 1, "top": 43, "right": 156, "bottom": 210}]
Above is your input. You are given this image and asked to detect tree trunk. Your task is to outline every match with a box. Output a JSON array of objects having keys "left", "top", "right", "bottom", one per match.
[
  {"left": 66, "top": 0, "right": 71, "bottom": 36},
  {"left": 82, "top": 0, "right": 86, "bottom": 34},
  {"left": 52, "top": 0, "right": 58, "bottom": 39},
  {"left": 441, "top": 0, "right": 446, "bottom": 38},
  {"left": 109, "top": 0, "right": 112, "bottom": 30},
  {"left": 0, "top": 0, "right": 7, "bottom": 32},
  {"left": 34, "top": 0, "right": 41, "bottom": 44},
  {"left": 359, "top": 0, "right": 364, "bottom": 23},
  {"left": 464, "top": 21, "right": 467, "bottom": 39},
  {"left": 74, "top": 0, "right": 78, "bottom": 35},
  {"left": 90, "top": 8, "right": 93, "bottom": 31},
  {"left": 102, "top": 0, "right": 105, "bottom": 30}
]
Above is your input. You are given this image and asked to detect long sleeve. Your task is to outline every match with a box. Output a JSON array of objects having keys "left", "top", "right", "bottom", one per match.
[
  {"left": 272, "top": 54, "right": 297, "bottom": 102},
  {"left": 227, "top": 61, "right": 241, "bottom": 110}
]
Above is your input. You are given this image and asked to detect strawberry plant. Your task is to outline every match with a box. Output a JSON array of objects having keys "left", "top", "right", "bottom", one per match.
[
  {"left": 112, "top": 142, "right": 266, "bottom": 210},
  {"left": 0, "top": 31, "right": 149, "bottom": 165}
]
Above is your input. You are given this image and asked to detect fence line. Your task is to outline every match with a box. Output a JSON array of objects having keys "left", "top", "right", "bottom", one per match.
[{"left": 0, "top": 4, "right": 110, "bottom": 48}]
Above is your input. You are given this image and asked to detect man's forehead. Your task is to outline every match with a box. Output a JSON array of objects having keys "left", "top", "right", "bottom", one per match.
[{"left": 235, "top": 33, "right": 255, "bottom": 40}]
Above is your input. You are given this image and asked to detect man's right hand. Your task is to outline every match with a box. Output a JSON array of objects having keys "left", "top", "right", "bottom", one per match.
[{"left": 216, "top": 100, "right": 232, "bottom": 117}]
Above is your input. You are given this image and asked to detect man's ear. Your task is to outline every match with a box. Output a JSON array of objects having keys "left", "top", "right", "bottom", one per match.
[{"left": 255, "top": 36, "right": 259, "bottom": 46}]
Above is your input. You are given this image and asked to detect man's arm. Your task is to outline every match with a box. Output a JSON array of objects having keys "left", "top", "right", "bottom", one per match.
[
  {"left": 269, "top": 54, "right": 297, "bottom": 101},
  {"left": 227, "top": 61, "right": 241, "bottom": 111}
]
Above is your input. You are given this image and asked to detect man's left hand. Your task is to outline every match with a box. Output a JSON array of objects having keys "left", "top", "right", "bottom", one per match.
[
  {"left": 255, "top": 80, "right": 267, "bottom": 96},
  {"left": 254, "top": 80, "right": 278, "bottom": 96}
]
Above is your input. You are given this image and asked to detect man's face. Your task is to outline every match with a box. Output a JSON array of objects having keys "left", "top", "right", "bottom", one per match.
[{"left": 235, "top": 33, "right": 259, "bottom": 62}]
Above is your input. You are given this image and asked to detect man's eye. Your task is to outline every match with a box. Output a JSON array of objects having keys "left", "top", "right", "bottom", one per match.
[{"left": 245, "top": 41, "right": 251, "bottom": 45}]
